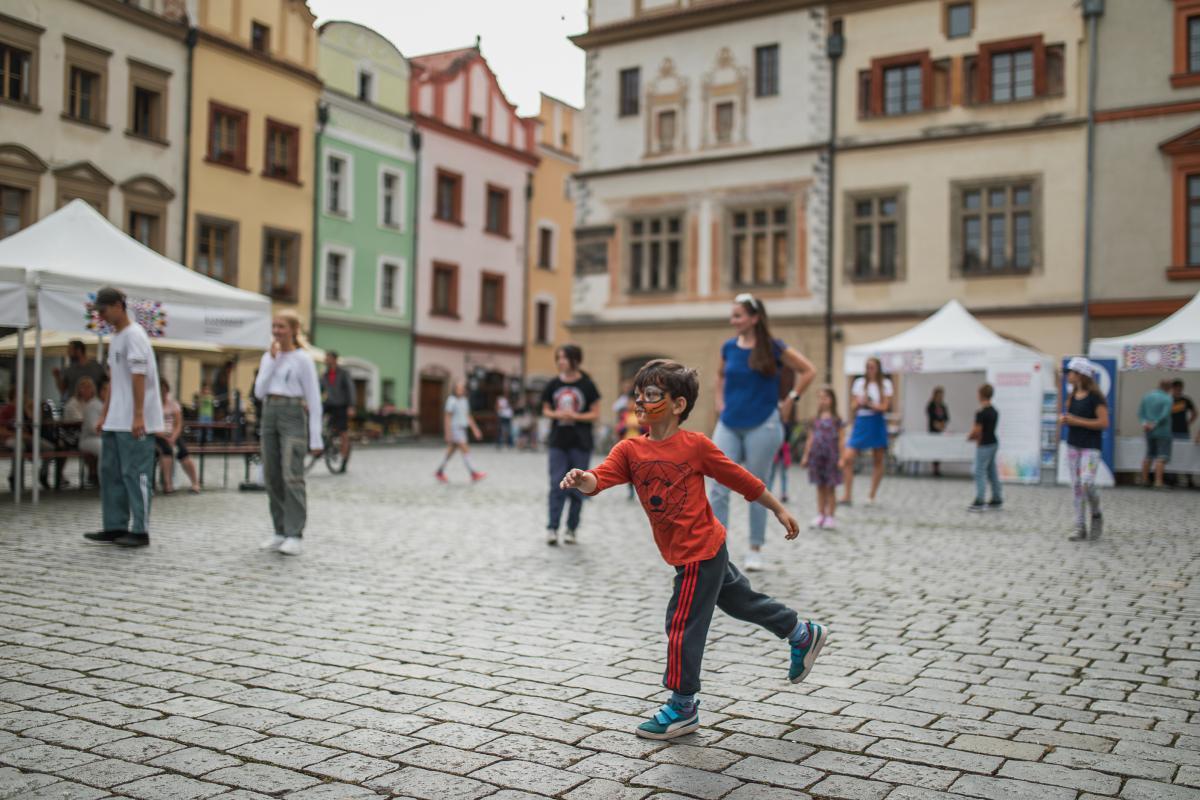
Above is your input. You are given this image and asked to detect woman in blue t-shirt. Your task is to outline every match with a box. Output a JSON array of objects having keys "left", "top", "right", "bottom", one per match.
[{"left": 711, "top": 294, "right": 816, "bottom": 572}]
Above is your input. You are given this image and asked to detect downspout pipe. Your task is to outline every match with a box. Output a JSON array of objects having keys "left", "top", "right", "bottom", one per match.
[
  {"left": 310, "top": 102, "right": 329, "bottom": 344},
  {"left": 824, "top": 19, "right": 844, "bottom": 384},
  {"left": 408, "top": 128, "right": 422, "bottom": 416},
  {"left": 1081, "top": 0, "right": 1104, "bottom": 351},
  {"left": 181, "top": 26, "right": 196, "bottom": 262}
]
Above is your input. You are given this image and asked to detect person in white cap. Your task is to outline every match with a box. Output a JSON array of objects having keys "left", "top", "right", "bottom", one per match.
[{"left": 1060, "top": 358, "right": 1108, "bottom": 541}]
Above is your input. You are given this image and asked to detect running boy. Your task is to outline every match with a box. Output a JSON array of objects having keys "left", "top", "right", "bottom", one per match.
[{"left": 561, "top": 359, "right": 828, "bottom": 740}]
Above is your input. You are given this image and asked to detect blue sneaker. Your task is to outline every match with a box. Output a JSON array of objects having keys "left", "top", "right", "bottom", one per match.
[
  {"left": 789, "top": 621, "right": 828, "bottom": 684},
  {"left": 635, "top": 700, "right": 700, "bottom": 740}
]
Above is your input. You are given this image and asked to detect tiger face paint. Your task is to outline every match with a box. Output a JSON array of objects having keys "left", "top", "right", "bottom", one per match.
[{"left": 635, "top": 387, "right": 672, "bottom": 423}]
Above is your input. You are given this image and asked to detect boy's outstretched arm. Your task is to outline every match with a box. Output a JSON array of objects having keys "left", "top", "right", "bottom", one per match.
[
  {"left": 561, "top": 469, "right": 597, "bottom": 494},
  {"left": 562, "top": 440, "right": 631, "bottom": 496},
  {"left": 756, "top": 489, "right": 800, "bottom": 540}
]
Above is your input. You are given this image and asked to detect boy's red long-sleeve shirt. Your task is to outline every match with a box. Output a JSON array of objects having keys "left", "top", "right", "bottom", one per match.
[{"left": 583, "top": 429, "right": 765, "bottom": 566}]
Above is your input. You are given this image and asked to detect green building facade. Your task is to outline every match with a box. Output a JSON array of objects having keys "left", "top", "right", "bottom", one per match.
[{"left": 314, "top": 21, "right": 417, "bottom": 412}]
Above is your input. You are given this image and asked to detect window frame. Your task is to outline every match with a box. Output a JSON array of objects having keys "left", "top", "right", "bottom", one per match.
[
  {"left": 261, "top": 227, "right": 301, "bottom": 303},
  {"left": 431, "top": 260, "right": 460, "bottom": 318},
  {"left": 263, "top": 118, "right": 300, "bottom": 184},
  {"left": 320, "top": 242, "right": 354, "bottom": 309},
  {"left": 654, "top": 107, "right": 679, "bottom": 154},
  {"left": 323, "top": 147, "right": 354, "bottom": 218},
  {"left": 122, "top": 179, "right": 170, "bottom": 255},
  {"left": 206, "top": 100, "right": 249, "bottom": 171},
  {"left": 534, "top": 297, "right": 553, "bottom": 345},
  {"left": 0, "top": 14, "right": 42, "bottom": 110},
  {"left": 378, "top": 165, "right": 405, "bottom": 231},
  {"left": 944, "top": 1, "right": 974, "bottom": 39},
  {"left": 864, "top": 50, "right": 932, "bottom": 118},
  {"left": 434, "top": 167, "right": 463, "bottom": 225},
  {"left": 536, "top": 221, "right": 556, "bottom": 270},
  {"left": 729, "top": 203, "right": 793, "bottom": 289},
  {"left": 357, "top": 67, "right": 374, "bottom": 102},
  {"left": 619, "top": 66, "right": 640, "bottom": 117},
  {"left": 126, "top": 58, "right": 169, "bottom": 144},
  {"left": 950, "top": 176, "right": 1041, "bottom": 277},
  {"left": 754, "top": 43, "right": 779, "bottom": 97},
  {"left": 627, "top": 212, "right": 685, "bottom": 295},
  {"left": 975, "top": 35, "right": 1047, "bottom": 104},
  {"left": 1161, "top": 127, "right": 1200, "bottom": 279},
  {"left": 376, "top": 255, "right": 406, "bottom": 315},
  {"left": 484, "top": 183, "right": 510, "bottom": 237},
  {"left": 1173, "top": 0, "right": 1200, "bottom": 87},
  {"left": 62, "top": 36, "right": 110, "bottom": 129},
  {"left": 0, "top": 183, "right": 32, "bottom": 240},
  {"left": 713, "top": 100, "right": 735, "bottom": 144},
  {"left": 479, "top": 271, "right": 506, "bottom": 325},
  {"left": 844, "top": 190, "right": 905, "bottom": 284},
  {"left": 250, "top": 21, "right": 270, "bottom": 55},
  {"left": 194, "top": 214, "right": 239, "bottom": 286}
]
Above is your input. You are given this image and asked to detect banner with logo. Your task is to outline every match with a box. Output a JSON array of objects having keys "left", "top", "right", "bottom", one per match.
[
  {"left": 38, "top": 287, "right": 270, "bottom": 348},
  {"left": 1057, "top": 356, "right": 1117, "bottom": 487},
  {"left": 984, "top": 360, "right": 1044, "bottom": 484}
]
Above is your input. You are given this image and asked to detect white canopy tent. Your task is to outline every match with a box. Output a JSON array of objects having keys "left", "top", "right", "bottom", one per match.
[
  {"left": 1089, "top": 291, "right": 1200, "bottom": 475},
  {"left": 0, "top": 200, "right": 274, "bottom": 503},
  {"left": 845, "top": 300, "right": 1056, "bottom": 482}
]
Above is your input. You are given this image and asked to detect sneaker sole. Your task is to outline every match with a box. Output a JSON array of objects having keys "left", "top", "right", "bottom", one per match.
[
  {"left": 635, "top": 717, "right": 700, "bottom": 740},
  {"left": 790, "top": 625, "right": 828, "bottom": 685}
]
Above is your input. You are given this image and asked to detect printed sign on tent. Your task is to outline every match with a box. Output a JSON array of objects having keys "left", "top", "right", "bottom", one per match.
[{"left": 985, "top": 360, "right": 1044, "bottom": 484}]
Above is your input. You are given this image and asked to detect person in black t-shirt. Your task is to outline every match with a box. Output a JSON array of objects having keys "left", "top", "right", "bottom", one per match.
[
  {"left": 1170, "top": 380, "right": 1197, "bottom": 488},
  {"left": 1061, "top": 358, "right": 1109, "bottom": 541},
  {"left": 541, "top": 345, "right": 601, "bottom": 546},
  {"left": 967, "top": 383, "right": 1001, "bottom": 512},
  {"left": 926, "top": 386, "right": 949, "bottom": 476}
]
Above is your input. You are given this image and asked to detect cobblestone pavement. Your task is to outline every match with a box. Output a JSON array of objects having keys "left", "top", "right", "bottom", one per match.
[{"left": 1, "top": 445, "right": 1199, "bottom": 800}]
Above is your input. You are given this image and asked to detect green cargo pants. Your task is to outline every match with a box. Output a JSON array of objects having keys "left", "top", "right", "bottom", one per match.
[
  {"left": 100, "top": 430, "right": 156, "bottom": 534},
  {"left": 261, "top": 398, "right": 309, "bottom": 538}
]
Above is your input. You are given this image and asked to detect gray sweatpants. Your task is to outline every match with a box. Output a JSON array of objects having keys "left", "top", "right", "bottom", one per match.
[
  {"left": 663, "top": 543, "right": 798, "bottom": 696},
  {"left": 261, "top": 398, "right": 309, "bottom": 538},
  {"left": 101, "top": 430, "right": 155, "bottom": 534}
]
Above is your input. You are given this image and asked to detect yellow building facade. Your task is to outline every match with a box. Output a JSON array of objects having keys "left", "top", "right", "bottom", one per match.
[
  {"left": 525, "top": 94, "right": 581, "bottom": 384},
  {"left": 179, "top": 0, "right": 320, "bottom": 399}
]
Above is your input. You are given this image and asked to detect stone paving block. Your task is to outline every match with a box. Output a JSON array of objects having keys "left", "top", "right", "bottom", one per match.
[
  {"left": 147, "top": 746, "right": 241, "bottom": 777},
  {"left": 327, "top": 708, "right": 430, "bottom": 735},
  {"left": 491, "top": 712, "right": 595, "bottom": 744},
  {"left": 322, "top": 729, "right": 422, "bottom": 758},
  {"left": 470, "top": 759, "right": 588, "bottom": 794},
  {"left": 871, "top": 760, "right": 959, "bottom": 791},
  {"left": 724, "top": 755, "right": 823, "bottom": 790},
  {"left": 563, "top": 777, "right": 652, "bottom": 800},
  {"left": 306, "top": 752, "right": 399, "bottom": 782},
  {"left": 949, "top": 734, "right": 1046, "bottom": 761},
  {"left": 631, "top": 763, "right": 742, "bottom": 799},
  {"left": 282, "top": 784, "right": 385, "bottom": 799},
  {"left": 1040, "top": 745, "right": 1177, "bottom": 780},
  {"left": 477, "top": 734, "right": 590, "bottom": 768},
  {"left": 567, "top": 752, "right": 655, "bottom": 782},
  {"left": 229, "top": 737, "right": 342, "bottom": 770},
  {"left": 575, "top": 730, "right": 666, "bottom": 759},
  {"left": 0, "top": 743, "right": 104, "bottom": 772},
  {"left": 176, "top": 724, "right": 266, "bottom": 751},
  {"left": 366, "top": 766, "right": 494, "bottom": 800},
  {"left": 203, "top": 763, "right": 320, "bottom": 794},
  {"left": 1120, "top": 779, "right": 1200, "bottom": 799},
  {"left": 0, "top": 767, "right": 61, "bottom": 796},
  {"left": 712, "top": 732, "right": 816, "bottom": 762},
  {"left": 266, "top": 718, "right": 355, "bottom": 744},
  {"left": 884, "top": 785, "right": 973, "bottom": 799},
  {"left": 807, "top": 774, "right": 892, "bottom": 800},
  {"left": 865, "top": 739, "right": 1002, "bottom": 774},
  {"left": 113, "top": 772, "right": 229, "bottom": 800},
  {"left": 411, "top": 722, "right": 503, "bottom": 748},
  {"left": 949, "top": 774, "right": 1076, "bottom": 800},
  {"left": 393, "top": 744, "right": 499, "bottom": 775},
  {"left": 6, "top": 778, "right": 114, "bottom": 799},
  {"left": 651, "top": 743, "right": 741, "bottom": 771},
  {"left": 723, "top": 784, "right": 812, "bottom": 800}
]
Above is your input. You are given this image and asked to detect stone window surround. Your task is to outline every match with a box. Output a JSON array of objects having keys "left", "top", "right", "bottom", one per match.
[
  {"left": 320, "top": 241, "right": 354, "bottom": 309},
  {"left": 479, "top": 270, "right": 506, "bottom": 325},
  {"left": 0, "top": 13, "right": 43, "bottom": 110},
  {"left": 55, "top": 161, "right": 113, "bottom": 215},
  {"left": 126, "top": 57, "right": 170, "bottom": 145},
  {"left": 844, "top": 188, "right": 906, "bottom": 284},
  {"left": 376, "top": 255, "right": 406, "bottom": 315},
  {"left": 949, "top": 174, "right": 1042, "bottom": 278},
  {"left": 431, "top": 260, "right": 459, "bottom": 318},
  {"left": 263, "top": 117, "right": 301, "bottom": 184},
  {"left": 1161, "top": 124, "right": 1200, "bottom": 280},
  {"left": 378, "top": 165, "right": 405, "bottom": 231},
  {"left": 0, "top": 144, "right": 46, "bottom": 237},
  {"left": 62, "top": 35, "right": 111, "bottom": 129},
  {"left": 121, "top": 174, "right": 175, "bottom": 255},
  {"left": 1173, "top": 0, "right": 1200, "bottom": 88},
  {"left": 194, "top": 213, "right": 239, "bottom": 285},
  {"left": 262, "top": 226, "right": 301, "bottom": 302}
]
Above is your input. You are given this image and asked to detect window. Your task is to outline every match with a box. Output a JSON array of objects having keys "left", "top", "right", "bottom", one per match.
[
  {"left": 884, "top": 63, "right": 923, "bottom": 115},
  {"left": 732, "top": 206, "right": 790, "bottom": 287},
  {"left": 195, "top": 216, "right": 237, "bottom": 284},
  {"left": 628, "top": 214, "right": 682, "bottom": 293},
  {"left": 128, "top": 210, "right": 158, "bottom": 250},
  {"left": 63, "top": 38, "right": 108, "bottom": 126},
  {"left": 435, "top": 169, "right": 462, "bottom": 223},
  {"left": 537, "top": 225, "right": 554, "bottom": 269},
  {"left": 261, "top": 229, "right": 299, "bottom": 301},
  {"left": 480, "top": 272, "right": 505, "bottom": 324},
  {"left": 379, "top": 260, "right": 401, "bottom": 312},
  {"left": 55, "top": 163, "right": 110, "bottom": 214},
  {"left": 0, "top": 43, "right": 33, "bottom": 106},
  {"left": 655, "top": 109, "right": 676, "bottom": 153},
  {"left": 382, "top": 379, "right": 395, "bottom": 405},
  {"left": 619, "top": 67, "right": 640, "bottom": 117},
  {"left": 1192, "top": 16, "right": 1200, "bottom": 73},
  {"left": 991, "top": 49, "right": 1034, "bottom": 103},
  {"left": 754, "top": 44, "right": 779, "bottom": 97},
  {"left": 380, "top": 169, "right": 403, "bottom": 229},
  {"left": 131, "top": 87, "right": 159, "bottom": 137},
  {"left": 1045, "top": 44, "right": 1065, "bottom": 96},
  {"left": 208, "top": 102, "right": 247, "bottom": 169},
  {"left": 325, "top": 151, "right": 352, "bottom": 215},
  {"left": 1189, "top": 174, "right": 1200, "bottom": 266},
  {"left": 470, "top": 114, "right": 483, "bottom": 134},
  {"left": 251, "top": 22, "right": 269, "bottom": 54},
  {"left": 1173, "top": 1, "right": 1200, "bottom": 86},
  {"left": 714, "top": 101, "right": 734, "bottom": 144},
  {"left": 127, "top": 59, "right": 168, "bottom": 142},
  {"left": 323, "top": 247, "right": 351, "bottom": 306},
  {"left": 485, "top": 185, "right": 509, "bottom": 236},
  {"left": 561, "top": 131, "right": 570, "bottom": 149},
  {"left": 264, "top": 119, "right": 299, "bottom": 183},
  {"left": 0, "top": 185, "right": 30, "bottom": 239},
  {"left": 1160, "top": 126, "right": 1200, "bottom": 275},
  {"left": 357, "top": 69, "right": 373, "bottom": 101},
  {"left": 535, "top": 300, "right": 551, "bottom": 345},
  {"left": 946, "top": 2, "right": 973, "bottom": 39},
  {"left": 432, "top": 261, "right": 458, "bottom": 317},
  {"left": 954, "top": 179, "right": 1037, "bottom": 274}
]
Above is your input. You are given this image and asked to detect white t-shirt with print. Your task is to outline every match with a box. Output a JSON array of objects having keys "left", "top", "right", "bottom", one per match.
[
  {"left": 104, "top": 324, "right": 164, "bottom": 433},
  {"left": 445, "top": 395, "right": 471, "bottom": 430},
  {"left": 851, "top": 376, "right": 894, "bottom": 417}
]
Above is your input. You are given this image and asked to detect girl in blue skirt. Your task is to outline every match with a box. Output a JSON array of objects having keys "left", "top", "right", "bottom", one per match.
[{"left": 839, "top": 357, "right": 893, "bottom": 505}]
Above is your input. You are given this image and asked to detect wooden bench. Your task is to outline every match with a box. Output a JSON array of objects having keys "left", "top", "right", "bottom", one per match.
[
  {"left": 1, "top": 447, "right": 90, "bottom": 490},
  {"left": 187, "top": 443, "right": 260, "bottom": 487}
]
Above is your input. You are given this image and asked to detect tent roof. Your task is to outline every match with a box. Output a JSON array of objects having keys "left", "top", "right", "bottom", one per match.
[
  {"left": 1090, "top": 291, "right": 1200, "bottom": 355},
  {"left": 0, "top": 200, "right": 269, "bottom": 312},
  {"left": 844, "top": 300, "right": 1052, "bottom": 373}
]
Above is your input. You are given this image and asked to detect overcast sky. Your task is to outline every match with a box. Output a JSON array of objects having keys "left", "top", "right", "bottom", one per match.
[{"left": 307, "top": 0, "right": 589, "bottom": 116}]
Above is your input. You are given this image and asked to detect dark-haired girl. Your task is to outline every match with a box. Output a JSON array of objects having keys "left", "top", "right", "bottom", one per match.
[
  {"left": 839, "top": 357, "right": 893, "bottom": 505},
  {"left": 711, "top": 294, "right": 816, "bottom": 571},
  {"left": 1061, "top": 359, "right": 1108, "bottom": 541},
  {"left": 542, "top": 344, "right": 601, "bottom": 545}
]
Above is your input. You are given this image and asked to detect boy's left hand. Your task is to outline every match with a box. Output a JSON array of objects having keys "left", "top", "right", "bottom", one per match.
[{"left": 776, "top": 509, "right": 800, "bottom": 540}]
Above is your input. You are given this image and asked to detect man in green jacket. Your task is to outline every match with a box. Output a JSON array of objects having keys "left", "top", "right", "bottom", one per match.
[{"left": 1139, "top": 380, "right": 1174, "bottom": 488}]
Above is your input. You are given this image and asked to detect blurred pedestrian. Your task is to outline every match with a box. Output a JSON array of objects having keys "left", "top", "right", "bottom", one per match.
[
  {"left": 156, "top": 378, "right": 200, "bottom": 495},
  {"left": 52, "top": 339, "right": 105, "bottom": 404},
  {"left": 966, "top": 383, "right": 1001, "bottom": 512},
  {"left": 800, "top": 386, "right": 844, "bottom": 530},
  {"left": 926, "top": 386, "right": 948, "bottom": 476},
  {"left": 435, "top": 380, "right": 484, "bottom": 483},
  {"left": 1061, "top": 358, "right": 1108, "bottom": 541},
  {"left": 1170, "top": 380, "right": 1195, "bottom": 488},
  {"left": 1139, "top": 380, "right": 1174, "bottom": 489},
  {"left": 320, "top": 351, "right": 354, "bottom": 467},
  {"left": 839, "top": 357, "right": 893, "bottom": 506},
  {"left": 496, "top": 394, "right": 514, "bottom": 449},
  {"left": 62, "top": 376, "right": 103, "bottom": 486},
  {"left": 542, "top": 344, "right": 600, "bottom": 545}
]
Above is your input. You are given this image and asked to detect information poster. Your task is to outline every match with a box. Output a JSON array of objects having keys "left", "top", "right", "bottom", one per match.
[
  {"left": 1057, "top": 357, "right": 1117, "bottom": 487},
  {"left": 985, "top": 360, "right": 1044, "bottom": 483}
]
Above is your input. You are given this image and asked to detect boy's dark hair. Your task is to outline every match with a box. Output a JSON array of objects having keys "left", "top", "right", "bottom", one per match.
[
  {"left": 978, "top": 383, "right": 994, "bottom": 400},
  {"left": 633, "top": 359, "right": 699, "bottom": 421},
  {"left": 1172, "top": 379, "right": 1184, "bottom": 390},
  {"left": 556, "top": 344, "right": 583, "bottom": 369}
]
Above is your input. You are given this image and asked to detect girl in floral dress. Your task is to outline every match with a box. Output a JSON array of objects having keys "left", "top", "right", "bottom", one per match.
[{"left": 801, "top": 387, "right": 845, "bottom": 530}]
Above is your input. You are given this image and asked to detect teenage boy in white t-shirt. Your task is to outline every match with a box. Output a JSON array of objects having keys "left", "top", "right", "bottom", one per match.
[{"left": 83, "top": 287, "right": 164, "bottom": 548}]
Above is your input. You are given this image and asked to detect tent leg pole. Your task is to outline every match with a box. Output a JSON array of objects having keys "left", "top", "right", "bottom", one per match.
[
  {"left": 14, "top": 327, "right": 24, "bottom": 505},
  {"left": 32, "top": 324, "right": 42, "bottom": 505}
]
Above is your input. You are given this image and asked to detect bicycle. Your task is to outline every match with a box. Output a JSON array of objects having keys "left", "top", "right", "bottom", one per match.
[{"left": 306, "top": 413, "right": 350, "bottom": 474}]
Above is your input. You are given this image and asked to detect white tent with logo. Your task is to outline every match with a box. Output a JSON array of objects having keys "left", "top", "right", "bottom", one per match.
[
  {"left": 0, "top": 200, "right": 273, "bottom": 503},
  {"left": 845, "top": 300, "right": 1056, "bottom": 483},
  {"left": 1089, "top": 291, "right": 1200, "bottom": 475}
]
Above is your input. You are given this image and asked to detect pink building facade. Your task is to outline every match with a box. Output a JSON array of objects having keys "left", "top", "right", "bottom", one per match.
[{"left": 410, "top": 46, "right": 539, "bottom": 434}]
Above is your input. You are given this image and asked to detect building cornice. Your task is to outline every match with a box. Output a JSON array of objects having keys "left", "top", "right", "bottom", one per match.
[
  {"left": 75, "top": 0, "right": 188, "bottom": 40},
  {"left": 323, "top": 87, "right": 414, "bottom": 131},
  {"left": 571, "top": 0, "right": 822, "bottom": 49},
  {"left": 537, "top": 142, "right": 581, "bottom": 165},
  {"left": 1095, "top": 97, "right": 1200, "bottom": 124},
  {"left": 837, "top": 117, "right": 1086, "bottom": 153},
  {"left": 415, "top": 333, "right": 524, "bottom": 355},
  {"left": 196, "top": 29, "right": 322, "bottom": 89},
  {"left": 832, "top": 302, "right": 1082, "bottom": 325},
  {"left": 314, "top": 312, "right": 412, "bottom": 333},
  {"left": 576, "top": 141, "right": 825, "bottom": 180},
  {"left": 413, "top": 114, "right": 539, "bottom": 167}
]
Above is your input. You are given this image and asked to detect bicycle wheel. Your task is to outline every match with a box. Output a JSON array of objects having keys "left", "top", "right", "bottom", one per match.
[{"left": 324, "top": 442, "right": 347, "bottom": 474}]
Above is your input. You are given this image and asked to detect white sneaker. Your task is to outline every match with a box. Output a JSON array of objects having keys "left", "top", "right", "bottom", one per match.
[
  {"left": 260, "top": 535, "right": 286, "bottom": 551},
  {"left": 564, "top": 529, "right": 577, "bottom": 545},
  {"left": 546, "top": 529, "right": 559, "bottom": 546},
  {"left": 821, "top": 516, "right": 838, "bottom": 530},
  {"left": 744, "top": 550, "right": 765, "bottom": 572},
  {"left": 809, "top": 515, "right": 825, "bottom": 529},
  {"left": 278, "top": 537, "right": 303, "bottom": 556}
]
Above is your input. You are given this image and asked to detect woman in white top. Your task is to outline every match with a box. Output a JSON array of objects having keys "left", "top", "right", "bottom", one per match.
[
  {"left": 63, "top": 376, "right": 104, "bottom": 485},
  {"left": 253, "top": 310, "right": 323, "bottom": 556},
  {"left": 839, "top": 357, "right": 894, "bottom": 505}
]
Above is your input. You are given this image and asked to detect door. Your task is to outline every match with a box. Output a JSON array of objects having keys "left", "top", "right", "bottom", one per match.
[{"left": 419, "top": 377, "right": 445, "bottom": 435}]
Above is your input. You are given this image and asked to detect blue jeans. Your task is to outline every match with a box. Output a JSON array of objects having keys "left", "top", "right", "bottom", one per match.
[
  {"left": 973, "top": 443, "right": 1001, "bottom": 504},
  {"left": 548, "top": 447, "right": 590, "bottom": 531},
  {"left": 496, "top": 418, "right": 514, "bottom": 449},
  {"left": 709, "top": 415, "right": 784, "bottom": 547}
]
